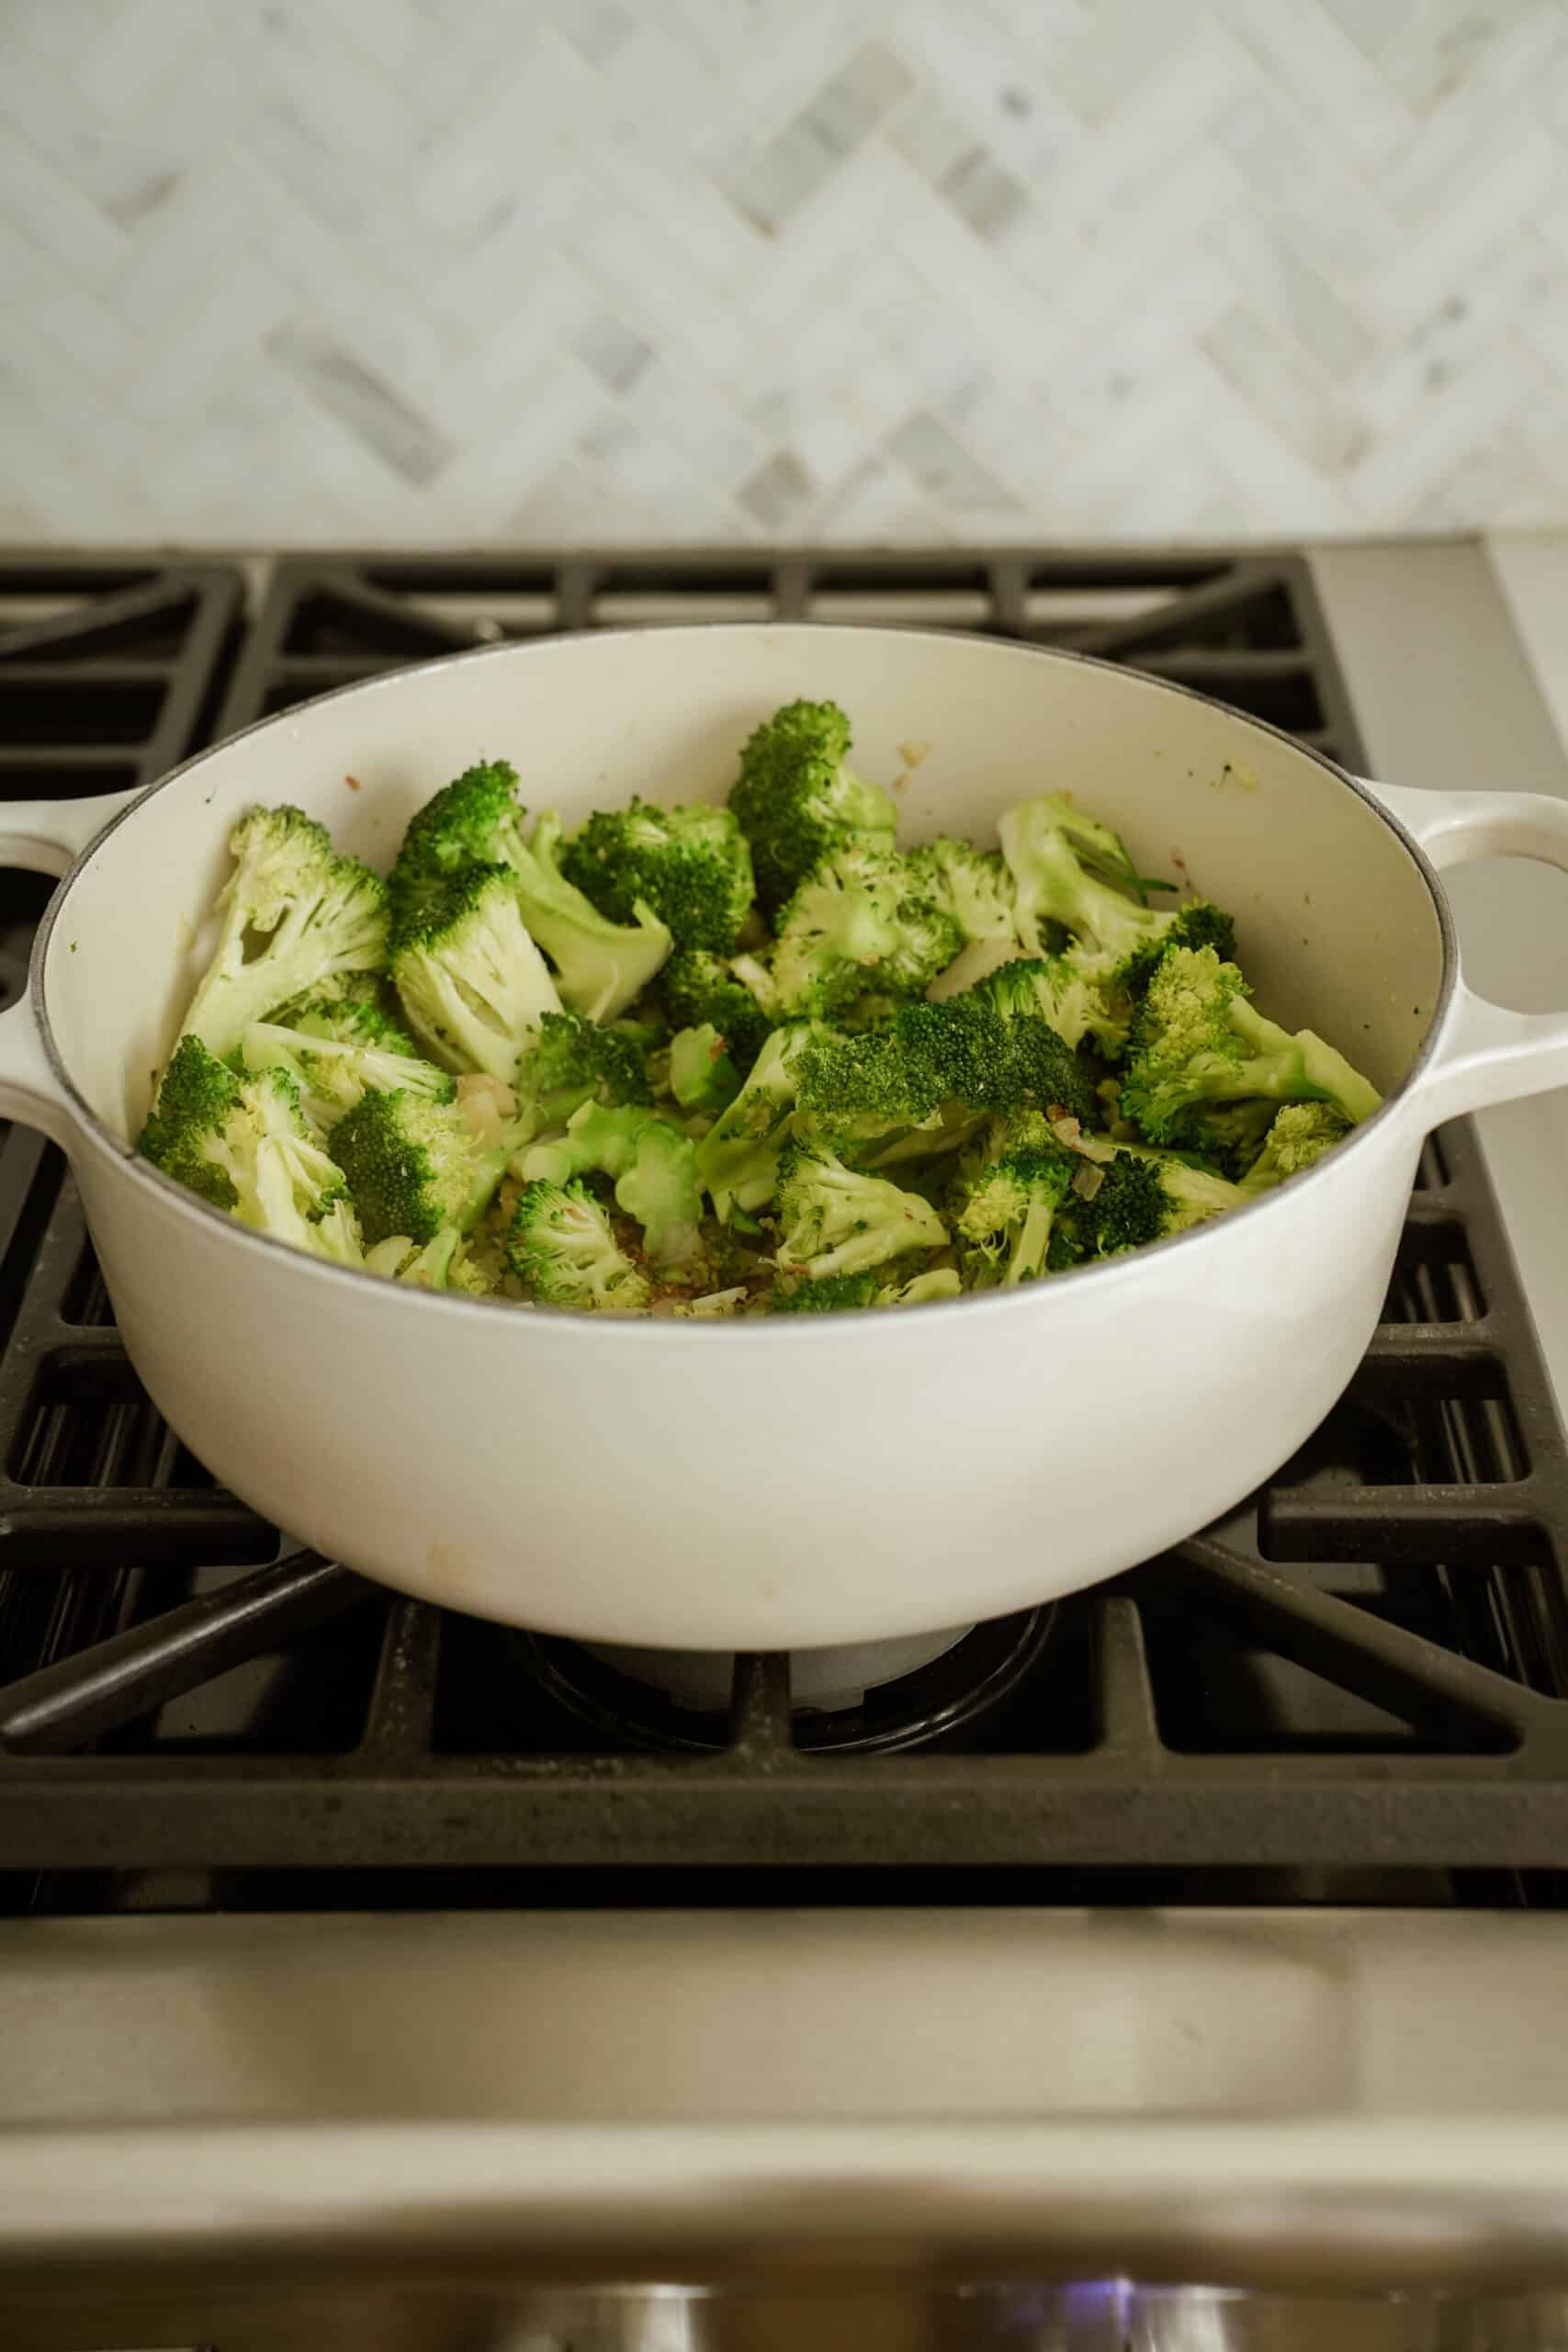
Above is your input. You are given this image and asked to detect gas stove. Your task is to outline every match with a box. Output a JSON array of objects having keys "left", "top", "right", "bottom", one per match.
[{"left": 4, "top": 544, "right": 1568, "bottom": 2343}]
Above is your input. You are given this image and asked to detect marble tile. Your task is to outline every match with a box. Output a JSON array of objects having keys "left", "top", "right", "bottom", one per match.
[{"left": 6, "top": 0, "right": 1568, "bottom": 541}]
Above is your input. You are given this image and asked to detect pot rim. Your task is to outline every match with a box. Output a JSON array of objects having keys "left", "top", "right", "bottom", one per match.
[{"left": 31, "top": 623, "right": 1456, "bottom": 1340}]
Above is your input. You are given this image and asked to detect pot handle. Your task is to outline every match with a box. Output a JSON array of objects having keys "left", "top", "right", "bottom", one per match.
[
  {"left": 0, "top": 786, "right": 141, "bottom": 1146},
  {"left": 1359, "top": 776, "right": 1568, "bottom": 1125},
  {"left": 0, "top": 786, "right": 143, "bottom": 878}
]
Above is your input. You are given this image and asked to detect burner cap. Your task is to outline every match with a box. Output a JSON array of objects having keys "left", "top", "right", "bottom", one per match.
[{"left": 524, "top": 1607, "right": 1056, "bottom": 1756}]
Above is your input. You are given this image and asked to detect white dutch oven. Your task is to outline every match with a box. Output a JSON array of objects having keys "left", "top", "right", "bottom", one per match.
[{"left": 1, "top": 627, "right": 1566, "bottom": 1650}]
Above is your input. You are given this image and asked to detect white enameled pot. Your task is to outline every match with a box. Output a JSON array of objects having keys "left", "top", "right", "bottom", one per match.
[{"left": 2, "top": 626, "right": 1566, "bottom": 1650}]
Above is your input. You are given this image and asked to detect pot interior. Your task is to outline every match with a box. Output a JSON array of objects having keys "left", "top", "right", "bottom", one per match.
[{"left": 40, "top": 627, "right": 1446, "bottom": 1143}]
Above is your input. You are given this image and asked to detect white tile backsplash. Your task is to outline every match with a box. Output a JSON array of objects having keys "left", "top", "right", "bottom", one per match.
[{"left": 5, "top": 0, "right": 1568, "bottom": 544}]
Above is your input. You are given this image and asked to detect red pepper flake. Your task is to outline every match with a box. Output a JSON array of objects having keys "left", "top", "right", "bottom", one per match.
[{"left": 344, "top": 774, "right": 363, "bottom": 791}]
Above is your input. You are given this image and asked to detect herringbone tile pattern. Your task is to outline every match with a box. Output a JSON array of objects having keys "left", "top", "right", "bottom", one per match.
[{"left": 5, "top": 0, "right": 1568, "bottom": 542}]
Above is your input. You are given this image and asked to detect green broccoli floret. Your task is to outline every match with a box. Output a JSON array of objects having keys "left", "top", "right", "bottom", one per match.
[
  {"left": 773, "top": 1139, "right": 948, "bottom": 1281},
  {"left": 390, "top": 764, "right": 671, "bottom": 1020},
  {"left": 669, "top": 1023, "right": 741, "bottom": 1113},
  {"left": 661, "top": 949, "right": 774, "bottom": 1076},
  {"left": 512, "top": 812, "right": 671, "bottom": 1020},
  {"left": 241, "top": 1008, "right": 454, "bottom": 1130},
  {"left": 729, "top": 698, "right": 897, "bottom": 910},
  {"left": 998, "top": 795, "right": 1234, "bottom": 988},
  {"left": 769, "top": 1262, "right": 962, "bottom": 1313},
  {"left": 389, "top": 761, "right": 531, "bottom": 933},
  {"left": 329, "top": 1086, "right": 506, "bottom": 1246},
  {"left": 795, "top": 997, "right": 1097, "bottom": 1151},
  {"left": 392, "top": 864, "right": 562, "bottom": 1080},
  {"left": 1238, "top": 1102, "right": 1353, "bottom": 1194},
  {"left": 952, "top": 1141, "right": 1077, "bottom": 1288},
  {"left": 694, "top": 1023, "right": 817, "bottom": 1222},
  {"left": 559, "top": 798, "right": 755, "bottom": 954},
  {"left": 770, "top": 1272, "right": 880, "bottom": 1313},
  {"left": 138, "top": 1035, "right": 362, "bottom": 1261},
  {"left": 1164, "top": 1097, "right": 1278, "bottom": 1179},
  {"left": 1077, "top": 1145, "right": 1247, "bottom": 1255},
  {"left": 311, "top": 1195, "right": 366, "bottom": 1265},
  {"left": 516, "top": 1008, "right": 652, "bottom": 1125},
  {"left": 181, "top": 805, "right": 389, "bottom": 1062},
  {"left": 769, "top": 848, "right": 960, "bottom": 1017},
  {"left": 363, "top": 1226, "right": 494, "bottom": 1295},
  {"left": 522, "top": 1102, "right": 705, "bottom": 1271},
  {"left": 944, "top": 996, "right": 1099, "bottom": 1125},
  {"left": 1120, "top": 945, "right": 1382, "bottom": 1143},
  {"left": 505, "top": 1179, "right": 652, "bottom": 1313},
  {"left": 876, "top": 1265, "right": 963, "bottom": 1307},
  {"left": 970, "top": 954, "right": 1133, "bottom": 1058},
  {"left": 1025, "top": 796, "right": 1178, "bottom": 905},
  {"left": 275, "top": 978, "right": 399, "bottom": 1033},
  {"left": 906, "top": 838, "right": 1015, "bottom": 944}
]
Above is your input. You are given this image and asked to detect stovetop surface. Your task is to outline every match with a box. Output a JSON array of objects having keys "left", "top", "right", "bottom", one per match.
[{"left": 1, "top": 548, "right": 1565, "bottom": 1917}]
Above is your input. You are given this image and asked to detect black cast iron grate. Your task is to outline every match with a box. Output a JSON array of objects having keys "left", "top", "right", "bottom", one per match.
[
  {"left": 0, "top": 553, "right": 241, "bottom": 802},
  {"left": 0, "top": 548, "right": 1563, "bottom": 1901}
]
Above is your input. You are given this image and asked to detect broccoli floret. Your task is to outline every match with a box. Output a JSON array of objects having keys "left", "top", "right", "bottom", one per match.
[
  {"left": 729, "top": 698, "right": 897, "bottom": 910},
  {"left": 1120, "top": 945, "right": 1382, "bottom": 1143},
  {"left": 970, "top": 954, "right": 1133, "bottom": 1059},
  {"left": 1164, "top": 1097, "right": 1278, "bottom": 1180},
  {"left": 952, "top": 1141, "right": 1077, "bottom": 1288},
  {"left": 669, "top": 1023, "right": 741, "bottom": 1114},
  {"left": 389, "top": 760, "right": 532, "bottom": 933},
  {"left": 875, "top": 881, "right": 964, "bottom": 996},
  {"left": 942, "top": 996, "right": 1098, "bottom": 1125},
  {"left": 694, "top": 1023, "right": 816, "bottom": 1222},
  {"left": 505, "top": 1179, "right": 652, "bottom": 1313},
  {"left": 906, "top": 839, "right": 1015, "bottom": 944},
  {"left": 139, "top": 1035, "right": 361, "bottom": 1261},
  {"left": 795, "top": 996, "right": 1097, "bottom": 1144},
  {"left": 241, "top": 1011, "right": 454, "bottom": 1131},
  {"left": 876, "top": 1265, "right": 963, "bottom": 1307},
  {"left": 516, "top": 1009, "right": 652, "bottom": 1125},
  {"left": 522, "top": 1102, "right": 705, "bottom": 1271},
  {"left": 1238, "top": 1102, "right": 1353, "bottom": 1194},
  {"left": 769, "top": 1261, "right": 961, "bottom": 1313},
  {"left": 769, "top": 848, "right": 960, "bottom": 1017},
  {"left": 1027, "top": 796, "right": 1178, "bottom": 905},
  {"left": 392, "top": 864, "right": 562, "bottom": 1081},
  {"left": 773, "top": 1139, "right": 948, "bottom": 1281},
  {"left": 795, "top": 1009, "right": 949, "bottom": 1128},
  {"left": 770, "top": 1272, "right": 880, "bottom": 1314},
  {"left": 998, "top": 795, "right": 1234, "bottom": 988},
  {"left": 329, "top": 1087, "right": 506, "bottom": 1246},
  {"left": 559, "top": 798, "right": 755, "bottom": 954},
  {"left": 363, "top": 1226, "right": 494, "bottom": 1295},
  {"left": 390, "top": 765, "right": 672, "bottom": 1020},
  {"left": 1077, "top": 1145, "right": 1247, "bottom": 1255},
  {"left": 276, "top": 979, "right": 400, "bottom": 1035},
  {"left": 181, "top": 805, "right": 389, "bottom": 1062},
  {"left": 512, "top": 812, "right": 671, "bottom": 1021},
  {"left": 661, "top": 949, "right": 774, "bottom": 1075},
  {"left": 312, "top": 1194, "right": 366, "bottom": 1265},
  {"left": 615, "top": 1119, "right": 705, "bottom": 1270}
]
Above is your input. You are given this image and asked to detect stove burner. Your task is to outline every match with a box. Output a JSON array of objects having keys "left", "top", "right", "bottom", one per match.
[{"left": 523, "top": 1609, "right": 1058, "bottom": 1756}]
